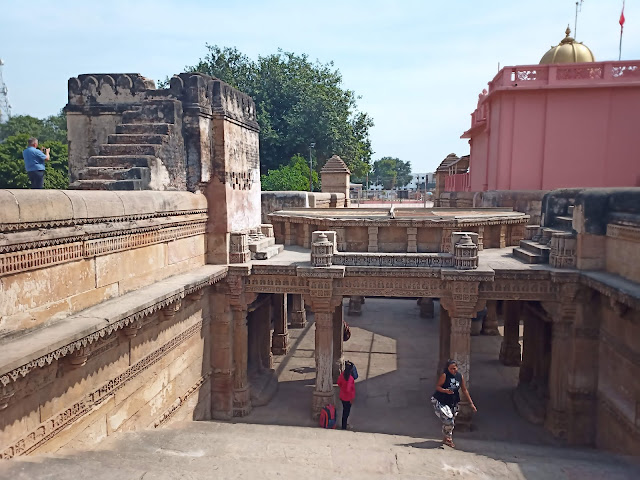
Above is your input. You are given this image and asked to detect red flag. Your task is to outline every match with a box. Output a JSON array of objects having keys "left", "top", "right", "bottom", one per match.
[{"left": 620, "top": 2, "right": 625, "bottom": 27}]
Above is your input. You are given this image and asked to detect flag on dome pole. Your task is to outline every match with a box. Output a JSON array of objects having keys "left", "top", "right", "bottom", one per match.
[{"left": 619, "top": 0, "right": 625, "bottom": 60}]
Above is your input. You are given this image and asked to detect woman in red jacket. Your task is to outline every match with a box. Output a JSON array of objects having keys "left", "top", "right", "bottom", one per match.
[{"left": 337, "top": 361, "right": 356, "bottom": 430}]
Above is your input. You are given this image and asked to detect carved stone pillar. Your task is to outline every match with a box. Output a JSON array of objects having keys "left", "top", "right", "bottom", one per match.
[
  {"left": 440, "top": 280, "right": 483, "bottom": 430},
  {"left": 367, "top": 226, "right": 379, "bottom": 252},
  {"left": 271, "top": 293, "right": 289, "bottom": 355},
  {"left": 438, "top": 304, "right": 451, "bottom": 376},
  {"left": 498, "top": 224, "right": 507, "bottom": 248},
  {"left": 347, "top": 296, "right": 363, "bottom": 316},
  {"left": 284, "top": 221, "right": 292, "bottom": 246},
  {"left": 232, "top": 305, "right": 251, "bottom": 416},
  {"left": 333, "top": 302, "right": 345, "bottom": 379},
  {"left": 440, "top": 228, "right": 454, "bottom": 253},
  {"left": 481, "top": 300, "right": 500, "bottom": 335},
  {"left": 289, "top": 294, "right": 307, "bottom": 328},
  {"left": 519, "top": 304, "right": 536, "bottom": 385},
  {"left": 302, "top": 223, "right": 311, "bottom": 248},
  {"left": 312, "top": 309, "right": 335, "bottom": 417},
  {"left": 255, "top": 300, "right": 273, "bottom": 371},
  {"left": 499, "top": 301, "right": 522, "bottom": 366},
  {"left": 419, "top": 297, "right": 435, "bottom": 318},
  {"left": 545, "top": 316, "right": 572, "bottom": 439},
  {"left": 211, "top": 294, "right": 234, "bottom": 420}
]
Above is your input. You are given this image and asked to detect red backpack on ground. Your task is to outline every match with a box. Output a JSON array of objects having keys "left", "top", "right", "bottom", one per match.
[{"left": 319, "top": 404, "right": 337, "bottom": 429}]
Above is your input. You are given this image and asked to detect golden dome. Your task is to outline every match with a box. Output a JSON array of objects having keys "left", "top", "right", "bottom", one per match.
[{"left": 539, "top": 26, "right": 595, "bottom": 64}]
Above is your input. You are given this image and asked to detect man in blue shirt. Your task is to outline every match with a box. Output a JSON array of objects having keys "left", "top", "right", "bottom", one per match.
[{"left": 22, "top": 137, "right": 50, "bottom": 189}]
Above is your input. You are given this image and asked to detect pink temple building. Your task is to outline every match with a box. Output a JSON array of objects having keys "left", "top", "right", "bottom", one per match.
[{"left": 454, "top": 28, "right": 640, "bottom": 192}]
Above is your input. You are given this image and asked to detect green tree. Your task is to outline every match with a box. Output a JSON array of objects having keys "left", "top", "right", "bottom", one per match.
[
  {"left": 0, "top": 133, "right": 68, "bottom": 189},
  {"left": 188, "top": 46, "right": 374, "bottom": 178},
  {"left": 261, "top": 154, "right": 319, "bottom": 191},
  {"left": 0, "top": 111, "right": 67, "bottom": 143},
  {"left": 372, "top": 157, "right": 412, "bottom": 190}
]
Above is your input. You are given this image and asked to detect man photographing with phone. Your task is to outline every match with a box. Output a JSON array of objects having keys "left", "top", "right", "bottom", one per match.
[{"left": 22, "top": 137, "right": 50, "bottom": 189}]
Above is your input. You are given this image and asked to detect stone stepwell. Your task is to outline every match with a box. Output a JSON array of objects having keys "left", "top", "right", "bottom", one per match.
[{"left": 0, "top": 421, "right": 637, "bottom": 479}]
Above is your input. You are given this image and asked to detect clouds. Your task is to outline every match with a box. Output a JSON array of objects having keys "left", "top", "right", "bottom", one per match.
[{"left": 1, "top": 0, "right": 638, "bottom": 171}]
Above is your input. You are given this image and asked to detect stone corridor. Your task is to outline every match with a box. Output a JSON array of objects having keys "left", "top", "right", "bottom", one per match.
[{"left": 235, "top": 297, "right": 560, "bottom": 445}]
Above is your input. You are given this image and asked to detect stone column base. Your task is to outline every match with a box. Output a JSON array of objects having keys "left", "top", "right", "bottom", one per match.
[
  {"left": 290, "top": 309, "right": 306, "bottom": 328},
  {"left": 499, "top": 341, "right": 522, "bottom": 366},
  {"left": 233, "top": 386, "right": 252, "bottom": 417},
  {"left": 347, "top": 297, "right": 362, "bottom": 316},
  {"left": 419, "top": 298, "right": 435, "bottom": 318},
  {"left": 271, "top": 332, "right": 289, "bottom": 355},
  {"left": 455, "top": 401, "right": 474, "bottom": 431},
  {"left": 312, "top": 390, "right": 335, "bottom": 419},
  {"left": 544, "top": 407, "right": 568, "bottom": 440},
  {"left": 211, "top": 371, "right": 234, "bottom": 420}
]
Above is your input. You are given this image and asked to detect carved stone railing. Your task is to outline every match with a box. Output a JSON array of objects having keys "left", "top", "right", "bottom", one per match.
[{"left": 332, "top": 252, "right": 454, "bottom": 268}]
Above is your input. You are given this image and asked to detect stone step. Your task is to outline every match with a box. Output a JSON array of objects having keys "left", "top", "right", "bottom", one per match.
[
  {"left": 512, "top": 247, "right": 547, "bottom": 264},
  {"left": 77, "top": 167, "right": 151, "bottom": 182},
  {"left": 116, "top": 123, "right": 171, "bottom": 135},
  {"left": 554, "top": 215, "right": 573, "bottom": 230},
  {"left": 3, "top": 420, "right": 633, "bottom": 479},
  {"left": 107, "top": 133, "right": 167, "bottom": 145},
  {"left": 87, "top": 155, "right": 154, "bottom": 168},
  {"left": 99, "top": 143, "right": 161, "bottom": 156},
  {"left": 519, "top": 240, "right": 551, "bottom": 257},
  {"left": 70, "top": 179, "right": 147, "bottom": 191},
  {"left": 252, "top": 244, "right": 284, "bottom": 260},
  {"left": 248, "top": 236, "right": 276, "bottom": 252}
]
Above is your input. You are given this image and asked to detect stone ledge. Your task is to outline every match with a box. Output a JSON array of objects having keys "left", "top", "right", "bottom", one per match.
[{"left": 0, "top": 265, "right": 227, "bottom": 387}]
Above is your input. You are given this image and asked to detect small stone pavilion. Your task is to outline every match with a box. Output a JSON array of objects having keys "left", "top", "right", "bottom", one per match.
[{"left": 0, "top": 71, "right": 639, "bottom": 461}]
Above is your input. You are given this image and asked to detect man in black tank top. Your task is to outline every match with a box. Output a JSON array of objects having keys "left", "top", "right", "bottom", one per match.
[{"left": 430, "top": 359, "right": 477, "bottom": 448}]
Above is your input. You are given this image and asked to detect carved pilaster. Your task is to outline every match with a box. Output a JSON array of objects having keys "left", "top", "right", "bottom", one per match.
[
  {"left": 481, "top": 300, "right": 500, "bottom": 335},
  {"left": 499, "top": 301, "right": 522, "bottom": 366},
  {"left": 407, "top": 227, "right": 418, "bottom": 253},
  {"left": 289, "top": 294, "right": 307, "bottom": 328},
  {"left": 271, "top": 293, "right": 289, "bottom": 356},
  {"left": 307, "top": 288, "right": 342, "bottom": 418},
  {"left": 333, "top": 302, "right": 345, "bottom": 380},
  {"left": 210, "top": 294, "right": 235, "bottom": 420},
  {"left": 231, "top": 305, "right": 251, "bottom": 417},
  {"left": 367, "top": 226, "right": 379, "bottom": 253}
]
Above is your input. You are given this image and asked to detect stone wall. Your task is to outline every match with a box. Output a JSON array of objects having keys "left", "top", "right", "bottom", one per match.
[
  {"left": 0, "top": 190, "right": 224, "bottom": 457},
  {"left": 260, "top": 192, "right": 345, "bottom": 224},
  {"left": 438, "top": 190, "right": 547, "bottom": 224}
]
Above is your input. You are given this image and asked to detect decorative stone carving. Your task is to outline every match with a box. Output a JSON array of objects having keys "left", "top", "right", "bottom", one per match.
[
  {"left": 454, "top": 234, "right": 479, "bottom": 270},
  {"left": 229, "top": 231, "right": 251, "bottom": 264},
  {"left": 311, "top": 232, "right": 334, "bottom": 267},
  {"left": 549, "top": 232, "right": 577, "bottom": 268}
]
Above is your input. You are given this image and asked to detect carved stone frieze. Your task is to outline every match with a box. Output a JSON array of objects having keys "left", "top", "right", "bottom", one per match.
[
  {"left": 332, "top": 252, "right": 454, "bottom": 268},
  {"left": 0, "top": 220, "right": 206, "bottom": 276},
  {"left": 1, "top": 319, "right": 207, "bottom": 459},
  {"left": 479, "top": 278, "right": 558, "bottom": 301},
  {"left": 335, "top": 277, "right": 445, "bottom": 298}
]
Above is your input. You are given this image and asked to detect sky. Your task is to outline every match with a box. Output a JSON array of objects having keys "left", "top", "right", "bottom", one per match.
[{"left": 1, "top": 0, "right": 638, "bottom": 173}]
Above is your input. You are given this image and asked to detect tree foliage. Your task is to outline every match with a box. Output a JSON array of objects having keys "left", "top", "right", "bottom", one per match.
[
  {"left": 188, "top": 46, "right": 374, "bottom": 178},
  {"left": 261, "top": 154, "right": 319, "bottom": 192},
  {"left": 372, "top": 157, "right": 412, "bottom": 190},
  {"left": 0, "top": 111, "right": 67, "bottom": 144},
  {"left": 0, "top": 111, "right": 69, "bottom": 189}
]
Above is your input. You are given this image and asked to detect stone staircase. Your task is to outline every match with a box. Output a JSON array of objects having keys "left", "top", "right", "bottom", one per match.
[
  {"left": 1, "top": 421, "right": 635, "bottom": 479},
  {"left": 72, "top": 99, "right": 182, "bottom": 190},
  {"left": 513, "top": 205, "right": 576, "bottom": 266},
  {"left": 249, "top": 231, "right": 284, "bottom": 260}
]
